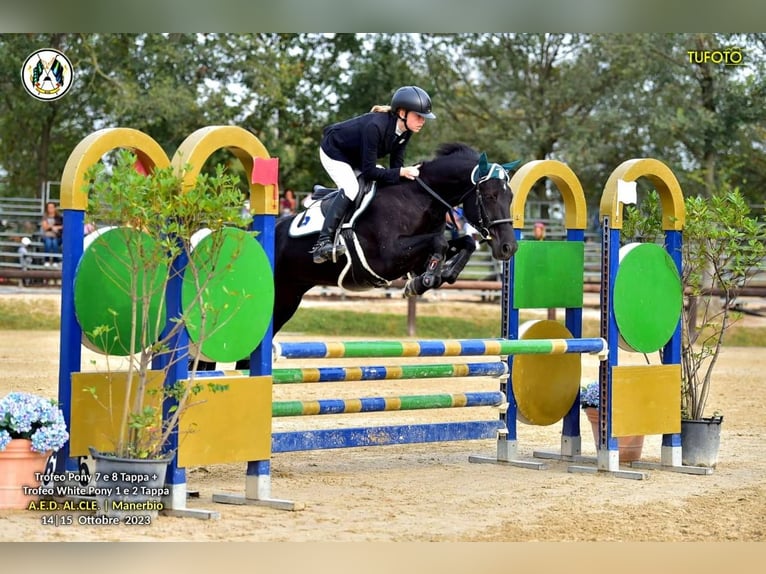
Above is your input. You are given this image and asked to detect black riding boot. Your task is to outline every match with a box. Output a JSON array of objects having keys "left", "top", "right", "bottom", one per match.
[{"left": 311, "top": 192, "right": 353, "bottom": 264}]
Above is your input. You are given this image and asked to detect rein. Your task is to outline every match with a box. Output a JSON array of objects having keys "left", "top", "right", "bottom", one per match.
[{"left": 414, "top": 176, "right": 463, "bottom": 230}]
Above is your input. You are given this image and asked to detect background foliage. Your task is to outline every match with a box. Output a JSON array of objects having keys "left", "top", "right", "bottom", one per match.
[{"left": 1, "top": 33, "right": 764, "bottom": 213}]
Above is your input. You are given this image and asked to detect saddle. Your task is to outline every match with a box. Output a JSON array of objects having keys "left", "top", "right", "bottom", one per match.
[
  {"left": 289, "top": 177, "right": 387, "bottom": 289},
  {"left": 289, "top": 176, "right": 376, "bottom": 238},
  {"left": 310, "top": 176, "right": 374, "bottom": 219}
]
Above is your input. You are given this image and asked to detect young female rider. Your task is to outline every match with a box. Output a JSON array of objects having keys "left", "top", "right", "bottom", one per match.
[{"left": 310, "top": 85, "right": 436, "bottom": 263}]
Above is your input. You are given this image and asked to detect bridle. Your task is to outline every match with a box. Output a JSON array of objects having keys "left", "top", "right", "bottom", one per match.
[
  {"left": 466, "top": 163, "right": 513, "bottom": 240},
  {"left": 414, "top": 161, "right": 513, "bottom": 242}
]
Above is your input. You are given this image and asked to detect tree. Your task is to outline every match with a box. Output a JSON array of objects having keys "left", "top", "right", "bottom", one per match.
[
  {"left": 421, "top": 33, "right": 623, "bottom": 194},
  {"left": 2, "top": 33, "right": 764, "bottom": 212},
  {"left": 624, "top": 185, "right": 766, "bottom": 421},
  {"left": 81, "top": 150, "right": 253, "bottom": 459},
  {"left": 418, "top": 33, "right": 766, "bottom": 208},
  {"left": 0, "top": 34, "right": 96, "bottom": 197}
]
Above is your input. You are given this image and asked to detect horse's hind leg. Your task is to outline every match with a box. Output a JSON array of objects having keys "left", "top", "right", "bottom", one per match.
[{"left": 441, "top": 235, "right": 478, "bottom": 284}]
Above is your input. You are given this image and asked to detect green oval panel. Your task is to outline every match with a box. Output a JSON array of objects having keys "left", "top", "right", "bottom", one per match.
[
  {"left": 614, "top": 243, "right": 682, "bottom": 353},
  {"left": 182, "top": 227, "right": 274, "bottom": 363},
  {"left": 74, "top": 227, "right": 168, "bottom": 356}
]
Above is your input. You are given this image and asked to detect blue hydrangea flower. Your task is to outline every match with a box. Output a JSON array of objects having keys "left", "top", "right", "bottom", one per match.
[
  {"left": 0, "top": 429, "right": 12, "bottom": 451},
  {"left": 580, "top": 381, "right": 600, "bottom": 409},
  {"left": 0, "top": 392, "right": 69, "bottom": 453}
]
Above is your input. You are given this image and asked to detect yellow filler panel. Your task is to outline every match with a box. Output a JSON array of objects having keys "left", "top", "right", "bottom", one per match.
[
  {"left": 611, "top": 364, "right": 681, "bottom": 437},
  {"left": 70, "top": 372, "right": 272, "bottom": 466}
]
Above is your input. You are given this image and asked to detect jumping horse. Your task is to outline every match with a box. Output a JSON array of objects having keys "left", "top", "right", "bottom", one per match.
[
  {"left": 196, "top": 142, "right": 519, "bottom": 371},
  {"left": 272, "top": 142, "right": 519, "bottom": 334}
]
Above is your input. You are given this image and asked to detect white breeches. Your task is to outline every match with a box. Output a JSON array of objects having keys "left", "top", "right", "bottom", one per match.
[{"left": 319, "top": 148, "right": 361, "bottom": 201}]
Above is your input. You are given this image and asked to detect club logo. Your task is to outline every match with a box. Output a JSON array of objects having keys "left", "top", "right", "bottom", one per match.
[{"left": 21, "top": 48, "right": 74, "bottom": 101}]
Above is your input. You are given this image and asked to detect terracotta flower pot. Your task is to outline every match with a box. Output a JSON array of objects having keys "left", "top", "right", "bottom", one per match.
[
  {"left": 584, "top": 407, "right": 644, "bottom": 463},
  {"left": 0, "top": 439, "right": 51, "bottom": 510}
]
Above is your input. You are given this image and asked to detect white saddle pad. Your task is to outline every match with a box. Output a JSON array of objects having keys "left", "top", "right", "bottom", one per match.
[{"left": 288, "top": 202, "right": 324, "bottom": 237}]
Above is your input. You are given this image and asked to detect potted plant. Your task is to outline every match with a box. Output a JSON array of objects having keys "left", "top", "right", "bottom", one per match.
[
  {"left": 0, "top": 391, "right": 69, "bottom": 509},
  {"left": 74, "top": 150, "right": 254, "bottom": 514},
  {"left": 580, "top": 381, "right": 645, "bottom": 463},
  {"left": 623, "top": 186, "right": 766, "bottom": 467}
]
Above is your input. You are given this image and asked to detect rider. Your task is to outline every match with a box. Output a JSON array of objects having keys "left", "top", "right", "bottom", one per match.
[{"left": 310, "top": 85, "right": 436, "bottom": 264}]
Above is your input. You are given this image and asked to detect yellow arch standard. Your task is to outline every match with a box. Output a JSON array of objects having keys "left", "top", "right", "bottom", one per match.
[
  {"left": 598, "top": 158, "right": 685, "bottom": 446},
  {"left": 509, "top": 160, "right": 588, "bottom": 230},
  {"left": 599, "top": 158, "right": 685, "bottom": 230},
  {"left": 173, "top": 125, "right": 278, "bottom": 216},
  {"left": 60, "top": 127, "right": 171, "bottom": 211},
  {"left": 62, "top": 126, "right": 275, "bottom": 470}
]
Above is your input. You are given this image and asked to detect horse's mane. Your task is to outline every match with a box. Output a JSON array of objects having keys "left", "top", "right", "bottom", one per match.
[
  {"left": 434, "top": 142, "right": 479, "bottom": 160},
  {"left": 418, "top": 143, "right": 479, "bottom": 178}
]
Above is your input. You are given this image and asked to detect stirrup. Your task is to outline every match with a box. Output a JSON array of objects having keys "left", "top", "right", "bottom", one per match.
[{"left": 311, "top": 239, "right": 345, "bottom": 264}]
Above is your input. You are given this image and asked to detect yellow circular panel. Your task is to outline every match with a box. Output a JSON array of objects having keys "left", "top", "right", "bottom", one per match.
[{"left": 513, "top": 320, "right": 581, "bottom": 426}]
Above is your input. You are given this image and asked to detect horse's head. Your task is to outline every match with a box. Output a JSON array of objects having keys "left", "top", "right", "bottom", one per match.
[{"left": 462, "top": 152, "right": 519, "bottom": 261}]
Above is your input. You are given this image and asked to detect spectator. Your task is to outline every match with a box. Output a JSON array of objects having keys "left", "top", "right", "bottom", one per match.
[
  {"left": 239, "top": 198, "right": 251, "bottom": 223},
  {"left": 18, "top": 237, "right": 33, "bottom": 286},
  {"left": 40, "top": 201, "right": 63, "bottom": 266},
  {"left": 280, "top": 189, "right": 297, "bottom": 218}
]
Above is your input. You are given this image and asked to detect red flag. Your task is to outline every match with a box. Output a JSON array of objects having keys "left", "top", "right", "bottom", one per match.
[{"left": 251, "top": 157, "right": 279, "bottom": 186}]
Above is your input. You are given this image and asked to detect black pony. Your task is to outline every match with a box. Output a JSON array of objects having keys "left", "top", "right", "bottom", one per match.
[{"left": 271, "top": 142, "right": 519, "bottom": 334}]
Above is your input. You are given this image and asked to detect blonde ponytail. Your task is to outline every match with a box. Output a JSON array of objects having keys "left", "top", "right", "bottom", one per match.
[{"left": 370, "top": 104, "right": 391, "bottom": 113}]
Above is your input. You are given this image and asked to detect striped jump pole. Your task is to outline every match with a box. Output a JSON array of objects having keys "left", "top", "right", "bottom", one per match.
[
  {"left": 193, "top": 361, "right": 507, "bottom": 384},
  {"left": 272, "top": 421, "right": 506, "bottom": 453},
  {"left": 273, "top": 337, "right": 608, "bottom": 360},
  {"left": 273, "top": 391, "right": 506, "bottom": 417}
]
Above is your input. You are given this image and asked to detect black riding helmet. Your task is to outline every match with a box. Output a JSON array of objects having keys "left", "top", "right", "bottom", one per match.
[{"left": 391, "top": 86, "right": 436, "bottom": 119}]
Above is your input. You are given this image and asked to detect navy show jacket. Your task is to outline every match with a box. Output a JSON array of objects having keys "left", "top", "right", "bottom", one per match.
[{"left": 320, "top": 111, "right": 411, "bottom": 185}]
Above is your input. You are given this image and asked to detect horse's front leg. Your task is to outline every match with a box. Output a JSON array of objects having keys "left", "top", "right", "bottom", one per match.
[
  {"left": 402, "top": 233, "right": 448, "bottom": 298},
  {"left": 441, "top": 235, "right": 478, "bottom": 284}
]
